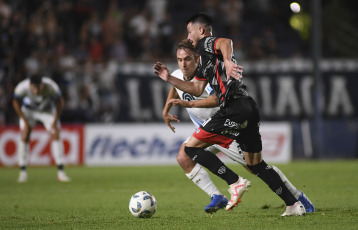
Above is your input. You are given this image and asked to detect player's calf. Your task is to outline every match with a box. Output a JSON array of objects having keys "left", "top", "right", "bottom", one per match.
[{"left": 185, "top": 146, "right": 239, "bottom": 185}]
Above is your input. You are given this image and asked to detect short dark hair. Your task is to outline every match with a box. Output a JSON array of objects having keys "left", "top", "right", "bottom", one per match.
[
  {"left": 176, "top": 39, "right": 197, "bottom": 53},
  {"left": 186, "top": 12, "right": 213, "bottom": 28},
  {"left": 29, "top": 74, "right": 43, "bottom": 85}
]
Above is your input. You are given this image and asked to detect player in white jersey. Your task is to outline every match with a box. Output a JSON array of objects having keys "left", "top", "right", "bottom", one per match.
[
  {"left": 12, "top": 74, "right": 71, "bottom": 183},
  {"left": 162, "top": 39, "right": 315, "bottom": 213},
  {"left": 168, "top": 69, "right": 247, "bottom": 166}
]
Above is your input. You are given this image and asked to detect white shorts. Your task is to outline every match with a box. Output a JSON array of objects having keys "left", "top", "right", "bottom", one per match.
[
  {"left": 184, "top": 137, "right": 247, "bottom": 166},
  {"left": 20, "top": 107, "right": 60, "bottom": 131}
]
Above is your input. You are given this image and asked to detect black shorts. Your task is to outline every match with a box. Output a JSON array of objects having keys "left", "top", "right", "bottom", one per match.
[{"left": 193, "top": 96, "right": 262, "bottom": 153}]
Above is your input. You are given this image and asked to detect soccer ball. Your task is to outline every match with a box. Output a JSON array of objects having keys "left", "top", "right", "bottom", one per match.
[{"left": 129, "top": 191, "right": 157, "bottom": 218}]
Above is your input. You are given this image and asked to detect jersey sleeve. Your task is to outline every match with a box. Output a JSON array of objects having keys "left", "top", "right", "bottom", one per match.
[
  {"left": 49, "top": 78, "right": 61, "bottom": 95},
  {"left": 194, "top": 62, "right": 207, "bottom": 81},
  {"left": 171, "top": 69, "right": 182, "bottom": 79},
  {"left": 197, "top": 36, "right": 220, "bottom": 55},
  {"left": 13, "top": 80, "right": 28, "bottom": 99},
  {"left": 43, "top": 77, "right": 62, "bottom": 100}
]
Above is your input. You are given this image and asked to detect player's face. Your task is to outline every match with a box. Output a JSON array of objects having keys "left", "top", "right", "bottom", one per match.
[
  {"left": 187, "top": 22, "right": 201, "bottom": 48},
  {"left": 30, "top": 83, "right": 44, "bottom": 96},
  {"left": 176, "top": 48, "right": 198, "bottom": 80}
]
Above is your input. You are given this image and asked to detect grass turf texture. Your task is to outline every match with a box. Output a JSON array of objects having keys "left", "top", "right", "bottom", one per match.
[{"left": 1, "top": 161, "right": 357, "bottom": 230}]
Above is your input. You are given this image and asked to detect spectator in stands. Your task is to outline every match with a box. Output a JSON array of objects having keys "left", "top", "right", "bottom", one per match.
[{"left": 1, "top": 0, "right": 340, "bottom": 124}]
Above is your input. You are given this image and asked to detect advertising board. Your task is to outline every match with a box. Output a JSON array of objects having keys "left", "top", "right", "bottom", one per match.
[
  {"left": 0, "top": 125, "right": 84, "bottom": 166},
  {"left": 85, "top": 123, "right": 291, "bottom": 166}
]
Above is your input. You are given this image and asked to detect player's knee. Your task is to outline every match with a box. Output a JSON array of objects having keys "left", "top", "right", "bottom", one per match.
[
  {"left": 49, "top": 128, "right": 60, "bottom": 140},
  {"left": 177, "top": 147, "right": 190, "bottom": 166},
  {"left": 50, "top": 133, "right": 59, "bottom": 140},
  {"left": 177, "top": 154, "right": 196, "bottom": 173}
]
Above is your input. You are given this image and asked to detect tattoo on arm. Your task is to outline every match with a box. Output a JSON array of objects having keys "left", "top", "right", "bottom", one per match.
[{"left": 212, "top": 93, "right": 219, "bottom": 105}]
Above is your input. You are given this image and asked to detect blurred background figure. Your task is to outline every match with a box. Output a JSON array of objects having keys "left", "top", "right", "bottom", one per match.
[{"left": 12, "top": 74, "right": 71, "bottom": 182}]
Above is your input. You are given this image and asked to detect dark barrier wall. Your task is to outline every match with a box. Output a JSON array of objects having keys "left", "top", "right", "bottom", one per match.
[
  {"left": 292, "top": 120, "right": 358, "bottom": 159},
  {"left": 115, "top": 60, "right": 358, "bottom": 159},
  {"left": 115, "top": 60, "right": 357, "bottom": 121}
]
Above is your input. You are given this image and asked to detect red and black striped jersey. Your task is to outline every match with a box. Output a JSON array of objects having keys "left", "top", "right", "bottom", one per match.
[{"left": 194, "top": 36, "right": 246, "bottom": 106}]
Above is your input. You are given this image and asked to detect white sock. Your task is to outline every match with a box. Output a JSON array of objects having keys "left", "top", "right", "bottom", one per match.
[
  {"left": 51, "top": 140, "right": 64, "bottom": 166},
  {"left": 186, "top": 163, "right": 221, "bottom": 197},
  {"left": 272, "top": 165, "right": 302, "bottom": 199},
  {"left": 18, "top": 141, "right": 29, "bottom": 168}
]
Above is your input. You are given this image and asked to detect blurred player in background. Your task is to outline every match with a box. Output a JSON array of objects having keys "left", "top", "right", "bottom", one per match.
[
  {"left": 12, "top": 74, "right": 71, "bottom": 183},
  {"left": 155, "top": 13, "right": 314, "bottom": 216}
]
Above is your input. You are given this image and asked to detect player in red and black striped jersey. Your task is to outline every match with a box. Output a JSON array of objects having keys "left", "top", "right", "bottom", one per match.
[
  {"left": 154, "top": 13, "right": 310, "bottom": 216},
  {"left": 195, "top": 35, "right": 247, "bottom": 106}
]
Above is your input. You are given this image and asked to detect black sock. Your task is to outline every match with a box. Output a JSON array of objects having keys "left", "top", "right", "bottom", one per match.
[
  {"left": 20, "top": 166, "right": 26, "bottom": 171},
  {"left": 248, "top": 160, "right": 297, "bottom": 206},
  {"left": 57, "top": 164, "right": 64, "bottom": 171},
  {"left": 185, "top": 146, "right": 239, "bottom": 185}
]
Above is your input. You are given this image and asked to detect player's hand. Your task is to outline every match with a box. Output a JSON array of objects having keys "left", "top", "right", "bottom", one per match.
[
  {"left": 154, "top": 62, "right": 170, "bottom": 82},
  {"left": 168, "top": 99, "right": 191, "bottom": 108},
  {"left": 163, "top": 113, "right": 180, "bottom": 133},
  {"left": 225, "top": 60, "right": 243, "bottom": 81}
]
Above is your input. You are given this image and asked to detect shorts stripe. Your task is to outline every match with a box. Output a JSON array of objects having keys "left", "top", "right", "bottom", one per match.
[{"left": 193, "top": 127, "right": 233, "bottom": 148}]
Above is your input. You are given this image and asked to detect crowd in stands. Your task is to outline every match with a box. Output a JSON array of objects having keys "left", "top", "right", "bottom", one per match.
[{"left": 0, "top": 0, "right": 314, "bottom": 124}]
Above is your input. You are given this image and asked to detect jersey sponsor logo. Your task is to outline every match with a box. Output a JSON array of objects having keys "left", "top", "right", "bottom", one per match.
[
  {"left": 182, "top": 92, "right": 195, "bottom": 101},
  {"left": 221, "top": 119, "right": 247, "bottom": 137},
  {"left": 221, "top": 129, "right": 240, "bottom": 137},
  {"left": 224, "top": 119, "right": 238, "bottom": 128},
  {"left": 224, "top": 119, "right": 248, "bottom": 129}
]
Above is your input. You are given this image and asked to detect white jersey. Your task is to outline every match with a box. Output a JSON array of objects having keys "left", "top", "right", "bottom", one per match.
[
  {"left": 171, "top": 69, "right": 219, "bottom": 129},
  {"left": 14, "top": 77, "right": 62, "bottom": 113}
]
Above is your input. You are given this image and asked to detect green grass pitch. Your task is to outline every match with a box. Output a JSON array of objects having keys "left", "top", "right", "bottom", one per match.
[{"left": 1, "top": 161, "right": 358, "bottom": 229}]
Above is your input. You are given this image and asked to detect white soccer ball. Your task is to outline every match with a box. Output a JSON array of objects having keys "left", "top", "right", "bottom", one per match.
[{"left": 129, "top": 191, "right": 157, "bottom": 218}]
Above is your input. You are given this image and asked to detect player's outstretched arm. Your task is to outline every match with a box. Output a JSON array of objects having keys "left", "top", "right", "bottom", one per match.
[
  {"left": 53, "top": 97, "right": 64, "bottom": 127},
  {"left": 215, "top": 38, "right": 243, "bottom": 80},
  {"left": 12, "top": 98, "right": 31, "bottom": 138},
  {"left": 162, "top": 86, "right": 180, "bottom": 133},
  {"left": 154, "top": 62, "right": 206, "bottom": 96},
  {"left": 168, "top": 94, "right": 219, "bottom": 108},
  {"left": 12, "top": 98, "right": 26, "bottom": 121}
]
